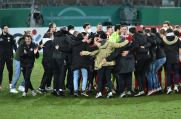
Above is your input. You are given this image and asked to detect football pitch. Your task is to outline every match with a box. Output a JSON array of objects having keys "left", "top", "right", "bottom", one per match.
[{"left": 0, "top": 55, "right": 181, "bottom": 119}]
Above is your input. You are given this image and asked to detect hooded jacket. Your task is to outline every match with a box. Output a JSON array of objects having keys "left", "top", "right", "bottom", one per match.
[
  {"left": 109, "top": 32, "right": 120, "bottom": 43},
  {"left": 106, "top": 39, "right": 137, "bottom": 74},
  {"left": 162, "top": 35, "right": 181, "bottom": 64},
  {"left": 81, "top": 40, "right": 129, "bottom": 70},
  {"left": 52, "top": 30, "right": 81, "bottom": 59},
  {"left": 132, "top": 32, "right": 151, "bottom": 61},
  {"left": 71, "top": 36, "right": 98, "bottom": 70}
]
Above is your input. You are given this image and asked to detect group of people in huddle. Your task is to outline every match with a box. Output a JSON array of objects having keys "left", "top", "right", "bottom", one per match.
[{"left": 1, "top": 21, "right": 181, "bottom": 98}]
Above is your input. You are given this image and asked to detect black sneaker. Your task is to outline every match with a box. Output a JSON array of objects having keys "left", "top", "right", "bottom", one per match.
[
  {"left": 70, "top": 90, "right": 74, "bottom": 95},
  {"left": 51, "top": 90, "right": 58, "bottom": 96},
  {"left": 74, "top": 91, "right": 78, "bottom": 97},
  {"left": 57, "top": 90, "right": 65, "bottom": 96},
  {"left": 37, "top": 88, "right": 47, "bottom": 94},
  {"left": 134, "top": 91, "right": 145, "bottom": 97},
  {"left": 126, "top": 91, "right": 134, "bottom": 97},
  {"left": 134, "top": 88, "right": 139, "bottom": 93},
  {"left": 120, "top": 92, "right": 126, "bottom": 98}
]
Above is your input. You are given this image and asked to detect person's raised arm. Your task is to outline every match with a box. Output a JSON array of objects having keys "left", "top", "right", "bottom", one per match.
[{"left": 80, "top": 50, "right": 99, "bottom": 56}]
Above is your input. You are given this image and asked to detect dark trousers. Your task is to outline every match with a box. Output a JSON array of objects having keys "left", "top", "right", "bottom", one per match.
[
  {"left": 65, "top": 65, "right": 73, "bottom": 91},
  {"left": 97, "top": 66, "right": 112, "bottom": 93},
  {"left": 135, "top": 59, "right": 150, "bottom": 92},
  {"left": 165, "top": 63, "right": 180, "bottom": 87},
  {"left": 117, "top": 72, "right": 132, "bottom": 94},
  {"left": 39, "top": 59, "right": 53, "bottom": 89},
  {"left": 0, "top": 56, "right": 13, "bottom": 85},
  {"left": 22, "top": 66, "right": 34, "bottom": 93},
  {"left": 53, "top": 59, "right": 66, "bottom": 91},
  {"left": 88, "top": 65, "right": 95, "bottom": 89}
]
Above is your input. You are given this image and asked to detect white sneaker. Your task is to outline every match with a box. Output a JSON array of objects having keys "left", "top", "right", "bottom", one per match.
[
  {"left": 95, "top": 92, "right": 102, "bottom": 98},
  {"left": 174, "top": 85, "right": 179, "bottom": 93},
  {"left": 126, "top": 91, "right": 132, "bottom": 95},
  {"left": 107, "top": 92, "right": 113, "bottom": 98},
  {"left": 46, "top": 87, "right": 53, "bottom": 91},
  {"left": 18, "top": 86, "right": 25, "bottom": 92},
  {"left": 156, "top": 87, "right": 162, "bottom": 92},
  {"left": 81, "top": 91, "right": 89, "bottom": 97},
  {"left": 10, "top": 89, "right": 18, "bottom": 94},
  {"left": 134, "top": 91, "right": 145, "bottom": 97},
  {"left": 9, "top": 84, "right": 12, "bottom": 89},
  {"left": 120, "top": 92, "right": 126, "bottom": 98},
  {"left": 147, "top": 90, "right": 154, "bottom": 96},
  {"left": 22, "top": 92, "right": 27, "bottom": 97},
  {"left": 31, "top": 90, "right": 37, "bottom": 96},
  {"left": 167, "top": 87, "right": 172, "bottom": 94},
  {"left": 112, "top": 89, "right": 116, "bottom": 94}
]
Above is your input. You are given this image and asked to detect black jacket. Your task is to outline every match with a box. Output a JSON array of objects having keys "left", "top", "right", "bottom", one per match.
[
  {"left": 155, "top": 34, "right": 166, "bottom": 59},
  {"left": 163, "top": 36, "right": 181, "bottom": 64},
  {"left": 146, "top": 33, "right": 160, "bottom": 62},
  {"left": 64, "top": 34, "right": 79, "bottom": 66},
  {"left": 133, "top": 33, "right": 151, "bottom": 61},
  {"left": 106, "top": 40, "right": 137, "bottom": 74},
  {"left": 19, "top": 42, "right": 39, "bottom": 68},
  {"left": 52, "top": 30, "right": 81, "bottom": 60},
  {"left": 0, "top": 33, "right": 17, "bottom": 58},
  {"left": 71, "top": 41, "right": 98, "bottom": 70},
  {"left": 39, "top": 38, "right": 53, "bottom": 61}
]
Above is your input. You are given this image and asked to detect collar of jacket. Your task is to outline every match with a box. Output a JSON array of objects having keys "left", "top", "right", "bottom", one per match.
[
  {"left": 162, "top": 36, "right": 178, "bottom": 45},
  {"left": 109, "top": 32, "right": 120, "bottom": 43},
  {"left": 2, "top": 32, "right": 10, "bottom": 36}
]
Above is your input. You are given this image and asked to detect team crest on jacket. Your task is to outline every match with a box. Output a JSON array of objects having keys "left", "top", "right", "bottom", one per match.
[
  {"left": 30, "top": 48, "right": 33, "bottom": 51},
  {"left": 55, "top": 45, "right": 59, "bottom": 50}
]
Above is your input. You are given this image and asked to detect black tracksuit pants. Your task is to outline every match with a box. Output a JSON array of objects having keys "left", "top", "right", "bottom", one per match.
[
  {"left": 117, "top": 72, "right": 132, "bottom": 94},
  {"left": 97, "top": 66, "right": 112, "bottom": 93},
  {"left": 52, "top": 58, "right": 66, "bottom": 91},
  {"left": 65, "top": 65, "right": 73, "bottom": 91},
  {"left": 22, "top": 66, "right": 34, "bottom": 93},
  {"left": 39, "top": 58, "right": 53, "bottom": 89},
  {"left": 88, "top": 65, "right": 95, "bottom": 89},
  {"left": 0, "top": 56, "right": 13, "bottom": 85},
  {"left": 165, "top": 63, "right": 180, "bottom": 87},
  {"left": 135, "top": 59, "right": 150, "bottom": 92}
]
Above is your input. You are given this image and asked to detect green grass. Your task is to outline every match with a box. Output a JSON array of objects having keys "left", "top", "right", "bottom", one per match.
[{"left": 0, "top": 55, "right": 181, "bottom": 119}]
